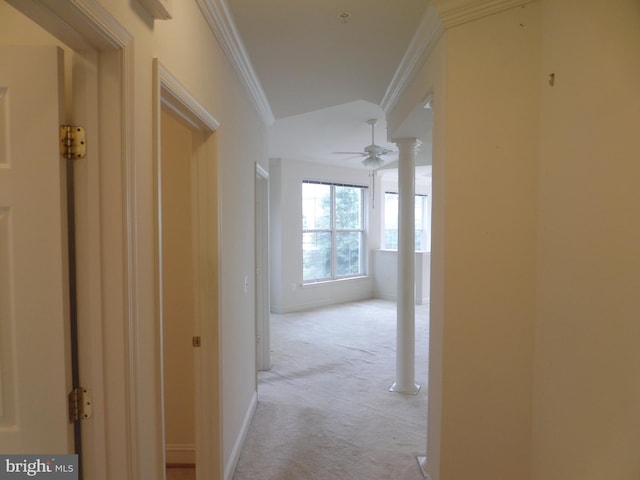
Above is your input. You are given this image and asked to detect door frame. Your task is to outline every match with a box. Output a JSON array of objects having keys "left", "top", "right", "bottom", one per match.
[
  {"left": 153, "top": 59, "right": 221, "bottom": 480},
  {"left": 255, "top": 164, "right": 270, "bottom": 372},
  {"left": 6, "top": 1, "right": 140, "bottom": 478}
]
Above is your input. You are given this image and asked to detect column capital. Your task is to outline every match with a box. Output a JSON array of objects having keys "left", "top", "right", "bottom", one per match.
[{"left": 391, "top": 137, "right": 422, "bottom": 150}]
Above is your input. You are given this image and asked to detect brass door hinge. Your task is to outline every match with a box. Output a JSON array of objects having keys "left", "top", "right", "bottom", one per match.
[
  {"left": 192, "top": 336, "right": 201, "bottom": 347},
  {"left": 60, "top": 125, "right": 86, "bottom": 160},
  {"left": 69, "top": 387, "right": 92, "bottom": 422}
]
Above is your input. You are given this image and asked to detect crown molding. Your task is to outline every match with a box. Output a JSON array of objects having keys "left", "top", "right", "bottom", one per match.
[
  {"left": 196, "top": 0, "right": 275, "bottom": 126},
  {"left": 381, "top": 5, "right": 444, "bottom": 115},
  {"left": 433, "top": 0, "right": 536, "bottom": 28},
  {"left": 382, "top": 0, "right": 535, "bottom": 114}
]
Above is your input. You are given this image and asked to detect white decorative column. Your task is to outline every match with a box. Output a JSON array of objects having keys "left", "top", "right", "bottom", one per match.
[{"left": 390, "top": 138, "right": 421, "bottom": 395}]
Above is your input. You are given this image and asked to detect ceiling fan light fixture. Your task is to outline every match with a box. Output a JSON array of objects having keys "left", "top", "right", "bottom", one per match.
[
  {"left": 362, "top": 155, "right": 384, "bottom": 168},
  {"left": 333, "top": 118, "right": 394, "bottom": 170}
]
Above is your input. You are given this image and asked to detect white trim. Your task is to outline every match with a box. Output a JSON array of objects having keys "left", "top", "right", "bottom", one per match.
[
  {"left": 224, "top": 392, "right": 257, "bottom": 480},
  {"left": 434, "top": 0, "right": 535, "bottom": 28},
  {"left": 381, "top": 6, "right": 443, "bottom": 114},
  {"left": 196, "top": 0, "right": 275, "bottom": 126},
  {"left": 5, "top": 1, "right": 138, "bottom": 478},
  {"left": 158, "top": 62, "right": 220, "bottom": 132},
  {"left": 255, "top": 163, "right": 271, "bottom": 372},
  {"left": 382, "top": 0, "right": 535, "bottom": 114},
  {"left": 417, "top": 456, "right": 429, "bottom": 478},
  {"left": 256, "top": 163, "right": 269, "bottom": 179},
  {"left": 121, "top": 32, "right": 140, "bottom": 480},
  {"left": 53, "top": 4, "right": 139, "bottom": 479},
  {"left": 47, "top": 5, "right": 140, "bottom": 477}
]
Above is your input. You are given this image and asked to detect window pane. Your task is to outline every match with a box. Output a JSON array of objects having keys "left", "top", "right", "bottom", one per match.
[
  {"left": 384, "top": 193, "right": 398, "bottom": 229},
  {"left": 384, "top": 193, "right": 431, "bottom": 251},
  {"left": 415, "top": 196, "right": 424, "bottom": 230},
  {"left": 384, "top": 193, "right": 398, "bottom": 249},
  {"left": 303, "top": 232, "right": 332, "bottom": 280},
  {"left": 302, "top": 183, "right": 331, "bottom": 230},
  {"left": 335, "top": 186, "right": 362, "bottom": 229},
  {"left": 384, "top": 229, "right": 398, "bottom": 250},
  {"left": 415, "top": 196, "right": 425, "bottom": 251},
  {"left": 415, "top": 230, "right": 424, "bottom": 251},
  {"left": 336, "top": 232, "right": 361, "bottom": 276}
]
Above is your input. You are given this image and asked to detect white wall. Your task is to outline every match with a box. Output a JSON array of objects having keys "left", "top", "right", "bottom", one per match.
[
  {"left": 440, "top": 6, "right": 541, "bottom": 478},
  {"left": 373, "top": 250, "right": 430, "bottom": 304},
  {"left": 532, "top": 1, "right": 640, "bottom": 479},
  {"left": 269, "top": 158, "right": 378, "bottom": 313}
]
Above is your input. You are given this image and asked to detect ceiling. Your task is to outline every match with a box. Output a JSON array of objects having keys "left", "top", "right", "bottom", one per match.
[{"left": 224, "top": 0, "right": 433, "bottom": 171}]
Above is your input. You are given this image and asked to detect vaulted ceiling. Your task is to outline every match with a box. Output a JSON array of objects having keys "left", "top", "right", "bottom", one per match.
[
  {"left": 198, "top": 0, "right": 435, "bottom": 169},
  {"left": 199, "top": 1, "right": 534, "bottom": 169},
  {"left": 226, "top": 0, "right": 429, "bottom": 120}
]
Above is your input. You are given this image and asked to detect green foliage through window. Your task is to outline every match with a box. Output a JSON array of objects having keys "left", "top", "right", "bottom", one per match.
[{"left": 303, "top": 181, "right": 366, "bottom": 282}]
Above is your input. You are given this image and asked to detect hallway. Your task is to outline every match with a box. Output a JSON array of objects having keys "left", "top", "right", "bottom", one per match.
[{"left": 233, "top": 299, "right": 429, "bottom": 479}]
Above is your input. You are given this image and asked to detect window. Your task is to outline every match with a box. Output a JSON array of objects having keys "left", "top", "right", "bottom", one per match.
[
  {"left": 383, "top": 192, "right": 431, "bottom": 251},
  {"left": 302, "top": 181, "right": 366, "bottom": 282}
]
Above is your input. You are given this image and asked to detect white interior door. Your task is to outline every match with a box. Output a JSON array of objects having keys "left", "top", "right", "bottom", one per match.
[{"left": 0, "top": 45, "right": 72, "bottom": 453}]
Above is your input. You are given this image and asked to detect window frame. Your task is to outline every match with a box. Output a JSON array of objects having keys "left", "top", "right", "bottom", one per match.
[
  {"left": 383, "top": 191, "right": 431, "bottom": 252},
  {"left": 302, "top": 180, "right": 367, "bottom": 283}
]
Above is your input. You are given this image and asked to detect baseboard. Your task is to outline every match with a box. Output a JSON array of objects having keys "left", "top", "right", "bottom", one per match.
[
  {"left": 224, "top": 391, "right": 257, "bottom": 480},
  {"left": 417, "top": 455, "right": 436, "bottom": 480},
  {"left": 165, "top": 444, "right": 195, "bottom": 465},
  {"left": 280, "top": 292, "right": 374, "bottom": 314},
  {"left": 374, "top": 291, "right": 396, "bottom": 302}
]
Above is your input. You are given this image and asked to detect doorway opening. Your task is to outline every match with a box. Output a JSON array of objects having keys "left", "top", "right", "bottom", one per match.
[
  {"left": 160, "top": 109, "right": 197, "bottom": 474},
  {"left": 154, "top": 60, "right": 221, "bottom": 480},
  {"left": 255, "top": 164, "right": 270, "bottom": 374}
]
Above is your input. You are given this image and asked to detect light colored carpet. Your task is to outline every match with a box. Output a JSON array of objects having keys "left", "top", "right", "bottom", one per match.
[{"left": 233, "top": 299, "right": 429, "bottom": 480}]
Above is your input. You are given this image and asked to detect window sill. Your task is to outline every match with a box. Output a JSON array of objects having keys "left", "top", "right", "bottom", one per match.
[
  {"left": 377, "top": 248, "right": 431, "bottom": 254},
  {"left": 302, "top": 275, "right": 368, "bottom": 287}
]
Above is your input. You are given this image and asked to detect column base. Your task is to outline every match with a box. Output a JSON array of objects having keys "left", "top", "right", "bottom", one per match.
[{"left": 389, "top": 382, "right": 421, "bottom": 395}]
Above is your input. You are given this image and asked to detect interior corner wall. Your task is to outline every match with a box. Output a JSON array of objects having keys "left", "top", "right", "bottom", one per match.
[
  {"left": 416, "top": 4, "right": 540, "bottom": 479},
  {"left": 269, "top": 158, "right": 376, "bottom": 313},
  {"left": 532, "top": 1, "right": 640, "bottom": 479}
]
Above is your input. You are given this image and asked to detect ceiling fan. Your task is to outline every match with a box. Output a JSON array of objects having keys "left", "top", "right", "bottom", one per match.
[{"left": 334, "top": 119, "right": 395, "bottom": 168}]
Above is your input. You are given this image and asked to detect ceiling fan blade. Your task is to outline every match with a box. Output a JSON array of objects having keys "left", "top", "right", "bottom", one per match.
[
  {"left": 379, "top": 148, "right": 397, "bottom": 156},
  {"left": 332, "top": 119, "right": 394, "bottom": 169}
]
